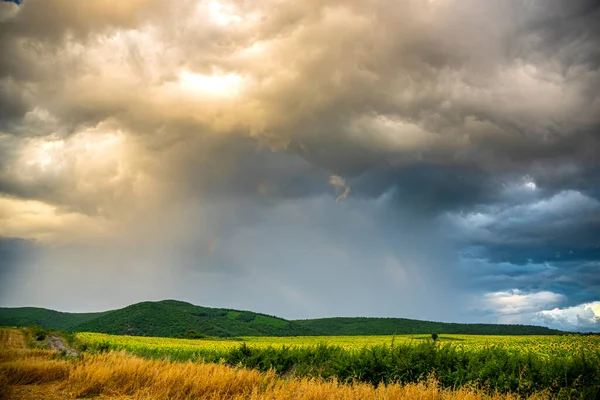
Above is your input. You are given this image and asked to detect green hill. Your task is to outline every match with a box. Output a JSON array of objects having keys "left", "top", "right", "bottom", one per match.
[
  {"left": 72, "top": 300, "right": 314, "bottom": 337},
  {"left": 0, "top": 300, "right": 316, "bottom": 337},
  {"left": 0, "top": 300, "right": 564, "bottom": 337},
  {"left": 294, "top": 317, "right": 563, "bottom": 336},
  {"left": 0, "top": 306, "right": 105, "bottom": 331}
]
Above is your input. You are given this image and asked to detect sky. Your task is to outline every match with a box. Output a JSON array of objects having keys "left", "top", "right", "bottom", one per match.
[{"left": 0, "top": 0, "right": 599, "bottom": 332}]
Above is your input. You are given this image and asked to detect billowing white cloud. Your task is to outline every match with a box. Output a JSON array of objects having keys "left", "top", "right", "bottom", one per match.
[
  {"left": 482, "top": 290, "right": 600, "bottom": 332},
  {"left": 535, "top": 301, "right": 600, "bottom": 332},
  {"left": 484, "top": 289, "right": 565, "bottom": 318}
]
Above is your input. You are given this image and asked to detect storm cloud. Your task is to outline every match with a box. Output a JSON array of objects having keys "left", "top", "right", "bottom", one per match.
[{"left": 0, "top": 0, "right": 599, "bottom": 330}]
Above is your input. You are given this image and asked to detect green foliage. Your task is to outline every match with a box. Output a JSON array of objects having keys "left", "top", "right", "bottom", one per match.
[
  {"left": 295, "top": 317, "right": 563, "bottom": 336},
  {"left": 30, "top": 325, "right": 50, "bottom": 341},
  {"left": 235, "top": 311, "right": 256, "bottom": 323},
  {"left": 85, "top": 339, "right": 111, "bottom": 354},
  {"left": 1, "top": 299, "right": 564, "bottom": 338},
  {"left": 174, "top": 330, "right": 208, "bottom": 339}
]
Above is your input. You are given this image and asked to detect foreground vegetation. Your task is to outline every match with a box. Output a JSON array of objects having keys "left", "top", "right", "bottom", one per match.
[
  {"left": 0, "top": 328, "right": 565, "bottom": 400},
  {"left": 76, "top": 332, "right": 600, "bottom": 398},
  {"left": 0, "top": 299, "right": 563, "bottom": 337}
]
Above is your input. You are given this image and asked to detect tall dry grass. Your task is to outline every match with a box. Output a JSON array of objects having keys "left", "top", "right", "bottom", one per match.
[
  {"left": 0, "top": 329, "right": 25, "bottom": 349},
  {"left": 0, "top": 329, "right": 550, "bottom": 400}
]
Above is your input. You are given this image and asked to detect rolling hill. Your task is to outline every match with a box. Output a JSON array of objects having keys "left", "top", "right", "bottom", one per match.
[
  {"left": 293, "top": 317, "right": 562, "bottom": 335},
  {"left": 72, "top": 300, "right": 314, "bottom": 337},
  {"left": 0, "top": 306, "right": 106, "bottom": 331},
  {"left": 0, "top": 300, "right": 564, "bottom": 337}
]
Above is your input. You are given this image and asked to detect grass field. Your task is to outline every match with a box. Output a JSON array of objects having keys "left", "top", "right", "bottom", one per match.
[
  {"left": 75, "top": 331, "right": 600, "bottom": 398},
  {"left": 0, "top": 328, "right": 564, "bottom": 400}
]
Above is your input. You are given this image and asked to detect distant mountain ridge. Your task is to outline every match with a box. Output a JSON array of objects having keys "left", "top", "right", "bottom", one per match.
[{"left": 0, "top": 299, "right": 564, "bottom": 337}]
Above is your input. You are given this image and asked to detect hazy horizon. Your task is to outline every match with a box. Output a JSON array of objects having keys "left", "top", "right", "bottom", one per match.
[{"left": 1, "top": 0, "right": 599, "bottom": 332}]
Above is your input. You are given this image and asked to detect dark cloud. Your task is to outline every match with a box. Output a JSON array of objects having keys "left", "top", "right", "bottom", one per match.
[
  {"left": 448, "top": 189, "right": 600, "bottom": 264},
  {"left": 0, "top": 0, "right": 598, "bottom": 330},
  {"left": 350, "top": 164, "right": 498, "bottom": 215},
  {"left": 0, "top": 79, "right": 30, "bottom": 128}
]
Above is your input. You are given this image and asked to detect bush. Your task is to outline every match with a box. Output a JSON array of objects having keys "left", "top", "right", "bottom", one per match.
[
  {"left": 204, "top": 342, "right": 599, "bottom": 397},
  {"left": 173, "top": 330, "right": 208, "bottom": 339},
  {"left": 28, "top": 325, "right": 50, "bottom": 342}
]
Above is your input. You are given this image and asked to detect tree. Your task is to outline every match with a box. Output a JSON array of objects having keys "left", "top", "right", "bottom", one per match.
[{"left": 431, "top": 333, "right": 438, "bottom": 341}]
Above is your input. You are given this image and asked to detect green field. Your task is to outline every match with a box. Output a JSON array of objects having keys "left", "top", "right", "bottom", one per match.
[
  {"left": 78, "top": 331, "right": 598, "bottom": 357},
  {"left": 76, "top": 331, "right": 600, "bottom": 397}
]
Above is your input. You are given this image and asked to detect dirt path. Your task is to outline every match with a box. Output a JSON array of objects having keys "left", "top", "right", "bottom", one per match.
[
  {"left": 46, "top": 335, "right": 77, "bottom": 356},
  {"left": 0, "top": 329, "right": 130, "bottom": 400},
  {"left": 0, "top": 328, "right": 78, "bottom": 355}
]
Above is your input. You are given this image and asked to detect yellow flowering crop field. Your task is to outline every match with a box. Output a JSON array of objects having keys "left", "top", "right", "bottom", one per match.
[{"left": 77, "top": 332, "right": 599, "bottom": 361}]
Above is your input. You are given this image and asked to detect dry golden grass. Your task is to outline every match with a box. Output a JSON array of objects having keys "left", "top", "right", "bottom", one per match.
[
  {"left": 0, "top": 329, "right": 25, "bottom": 349},
  {"left": 7, "top": 383, "right": 135, "bottom": 400},
  {"left": 64, "top": 351, "right": 277, "bottom": 399},
  {"left": 0, "top": 329, "right": 550, "bottom": 400},
  {"left": 1, "top": 359, "right": 70, "bottom": 385}
]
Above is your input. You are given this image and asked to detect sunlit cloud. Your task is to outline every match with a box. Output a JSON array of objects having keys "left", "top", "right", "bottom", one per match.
[
  {"left": 208, "top": 1, "right": 242, "bottom": 26},
  {"left": 0, "top": 0, "right": 598, "bottom": 328},
  {"left": 178, "top": 70, "right": 243, "bottom": 98},
  {"left": 484, "top": 289, "right": 565, "bottom": 318},
  {"left": 0, "top": 196, "right": 116, "bottom": 244},
  {"left": 536, "top": 301, "right": 600, "bottom": 332}
]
